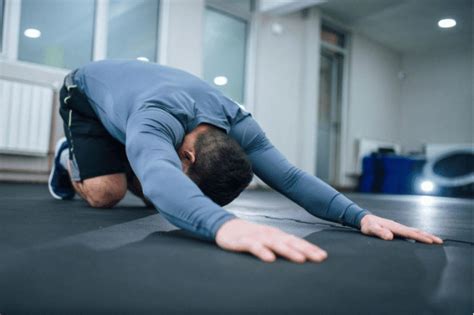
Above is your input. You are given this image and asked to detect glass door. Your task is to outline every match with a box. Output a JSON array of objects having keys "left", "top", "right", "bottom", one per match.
[{"left": 316, "top": 50, "right": 343, "bottom": 183}]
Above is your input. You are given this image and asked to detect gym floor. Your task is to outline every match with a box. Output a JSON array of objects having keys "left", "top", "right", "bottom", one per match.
[{"left": 0, "top": 182, "right": 472, "bottom": 314}]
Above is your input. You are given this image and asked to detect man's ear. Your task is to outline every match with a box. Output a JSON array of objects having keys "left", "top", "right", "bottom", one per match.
[{"left": 184, "top": 150, "right": 196, "bottom": 164}]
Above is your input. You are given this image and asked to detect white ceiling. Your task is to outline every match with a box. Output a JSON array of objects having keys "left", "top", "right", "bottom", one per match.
[{"left": 318, "top": 0, "right": 473, "bottom": 54}]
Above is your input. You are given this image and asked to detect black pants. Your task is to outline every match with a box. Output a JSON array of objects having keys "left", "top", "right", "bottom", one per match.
[{"left": 58, "top": 73, "right": 128, "bottom": 181}]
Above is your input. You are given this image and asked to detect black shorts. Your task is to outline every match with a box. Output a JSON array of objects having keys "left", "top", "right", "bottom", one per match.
[{"left": 59, "top": 74, "right": 129, "bottom": 181}]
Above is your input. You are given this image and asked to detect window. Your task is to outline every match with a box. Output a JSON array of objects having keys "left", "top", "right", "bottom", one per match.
[
  {"left": 203, "top": 8, "right": 247, "bottom": 104},
  {"left": 18, "top": 0, "right": 95, "bottom": 69},
  {"left": 107, "top": 0, "right": 160, "bottom": 61},
  {"left": 0, "top": 0, "right": 4, "bottom": 52}
]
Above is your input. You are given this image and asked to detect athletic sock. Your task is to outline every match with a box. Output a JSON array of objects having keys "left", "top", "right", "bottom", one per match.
[{"left": 59, "top": 149, "right": 69, "bottom": 171}]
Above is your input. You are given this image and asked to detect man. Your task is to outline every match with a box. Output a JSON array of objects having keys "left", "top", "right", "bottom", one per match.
[{"left": 49, "top": 60, "right": 442, "bottom": 263}]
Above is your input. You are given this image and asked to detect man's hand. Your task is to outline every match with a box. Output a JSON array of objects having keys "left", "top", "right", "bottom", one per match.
[
  {"left": 216, "top": 219, "right": 328, "bottom": 263},
  {"left": 360, "top": 214, "right": 443, "bottom": 244}
]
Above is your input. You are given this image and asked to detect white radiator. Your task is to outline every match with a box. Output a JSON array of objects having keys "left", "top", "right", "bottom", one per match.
[{"left": 0, "top": 79, "right": 54, "bottom": 156}]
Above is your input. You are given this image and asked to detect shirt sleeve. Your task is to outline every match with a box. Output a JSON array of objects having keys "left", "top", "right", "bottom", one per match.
[
  {"left": 126, "top": 108, "right": 236, "bottom": 240},
  {"left": 229, "top": 115, "right": 370, "bottom": 228}
]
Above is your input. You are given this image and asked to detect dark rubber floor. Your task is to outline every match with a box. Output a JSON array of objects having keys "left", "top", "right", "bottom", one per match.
[{"left": 0, "top": 183, "right": 472, "bottom": 314}]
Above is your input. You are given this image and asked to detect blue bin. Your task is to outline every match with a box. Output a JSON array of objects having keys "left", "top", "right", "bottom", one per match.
[
  {"left": 359, "top": 156, "right": 374, "bottom": 192},
  {"left": 359, "top": 154, "right": 426, "bottom": 195}
]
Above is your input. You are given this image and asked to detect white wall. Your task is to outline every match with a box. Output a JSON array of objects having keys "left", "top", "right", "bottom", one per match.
[
  {"left": 343, "top": 33, "right": 402, "bottom": 184},
  {"left": 400, "top": 45, "right": 473, "bottom": 152},
  {"left": 251, "top": 9, "right": 321, "bottom": 175}
]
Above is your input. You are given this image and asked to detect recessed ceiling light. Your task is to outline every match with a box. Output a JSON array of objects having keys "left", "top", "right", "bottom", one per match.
[
  {"left": 24, "top": 28, "right": 41, "bottom": 38},
  {"left": 136, "top": 57, "right": 149, "bottom": 62},
  {"left": 213, "top": 76, "right": 228, "bottom": 86},
  {"left": 438, "top": 18, "right": 456, "bottom": 28}
]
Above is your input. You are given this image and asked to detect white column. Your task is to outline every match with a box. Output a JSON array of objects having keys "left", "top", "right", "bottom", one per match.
[
  {"left": 164, "top": 0, "right": 204, "bottom": 77},
  {"left": 3, "top": 0, "right": 21, "bottom": 60},
  {"left": 92, "top": 0, "right": 108, "bottom": 61},
  {"left": 157, "top": 0, "right": 171, "bottom": 65}
]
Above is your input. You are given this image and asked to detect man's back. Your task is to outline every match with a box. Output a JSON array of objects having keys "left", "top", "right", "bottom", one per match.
[{"left": 73, "top": 60, "right": 248, "bottom": 144}]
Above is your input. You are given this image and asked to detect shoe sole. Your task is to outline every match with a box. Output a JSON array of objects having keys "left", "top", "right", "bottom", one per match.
[{"left": 48, "top": 137, "right": 69, "bottom": 200}]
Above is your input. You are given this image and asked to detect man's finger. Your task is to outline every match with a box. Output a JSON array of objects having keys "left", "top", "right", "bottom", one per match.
[
  {"left": 427, "top": 233, "right": 444, "bottom": 244},
  {"left": 420, "top": 231, "right": 443, "bottom": 244},
  {"left": 384, "top": 222, "right": 434, "bottom": 244},
  {"left": 368, "top": 223, "right": 394, "bottom": 240},
  {"left": 285, "top": 236, "right": 327, "bottom": 262},
  {"left": 266, "top": 240, "right": 307, "bottom": 263},
  {"left": 247, "top": 242, "right": 276, "bottom": 263}
]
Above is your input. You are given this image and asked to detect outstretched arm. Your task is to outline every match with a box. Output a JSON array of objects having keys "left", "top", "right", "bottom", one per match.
[
  {"left": 228, "top": 116, "right": 442, "bottom": 243},
  {"left": 126, "top": 108, "right": 236, "bottom": 240},
  {"left": 229, "top": 115, "right": 368, "bottom": 228}
]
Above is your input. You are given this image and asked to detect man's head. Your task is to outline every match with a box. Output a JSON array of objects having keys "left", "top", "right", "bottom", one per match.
[{"left": 178, "top": 124, "right": 253, "bottom": 206}]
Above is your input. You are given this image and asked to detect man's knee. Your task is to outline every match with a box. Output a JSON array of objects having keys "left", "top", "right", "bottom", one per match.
[
  {"left": 87, "top": 193, "right": 123, "bottom": 208},
  {"left": 82, "top": 175, "right": 127, "bottom": 208}
]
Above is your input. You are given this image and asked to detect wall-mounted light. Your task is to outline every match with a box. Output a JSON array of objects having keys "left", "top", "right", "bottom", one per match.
[
  {"left": 271, "top": 23, "right": 283, "bottom": 35},
  {"left": 136, "top": 57, "right": 149, "bottom": 62},
  {"left": 213, "top": 76, "right": 228, "bottom": 86},
  {"left": 438, "top": 18, "right": 456, "bottom": 29},
  {"left": 24, "top": 28, "right": 41, "bottom": 38}
]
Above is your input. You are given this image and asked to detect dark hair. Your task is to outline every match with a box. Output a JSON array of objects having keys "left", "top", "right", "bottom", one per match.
[{"left": 187, "top": 127, "right": 253, "bottom": 206}]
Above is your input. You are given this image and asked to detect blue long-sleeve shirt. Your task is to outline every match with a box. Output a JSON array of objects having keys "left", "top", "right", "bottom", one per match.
[{"left": 72, "top": 60, "right": 369, "bottom": 240}]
